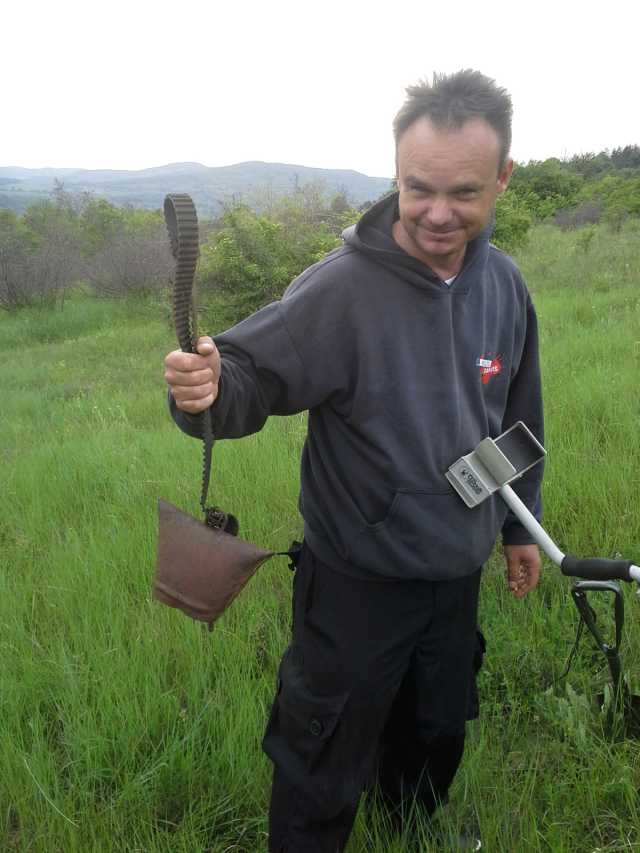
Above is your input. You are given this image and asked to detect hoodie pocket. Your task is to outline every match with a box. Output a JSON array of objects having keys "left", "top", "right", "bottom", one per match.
[{"left": 348, "top": 488, "right": 504, "bottom": 579}]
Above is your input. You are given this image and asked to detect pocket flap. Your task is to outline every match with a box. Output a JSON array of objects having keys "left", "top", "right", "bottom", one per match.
[{"left": 277, "top": 649, "right": 349, "bottom": 742}]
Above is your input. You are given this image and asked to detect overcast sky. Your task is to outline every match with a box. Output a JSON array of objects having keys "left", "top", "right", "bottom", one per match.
[{"left": 4, "top": 0, "right": 638, "bottom": 177}]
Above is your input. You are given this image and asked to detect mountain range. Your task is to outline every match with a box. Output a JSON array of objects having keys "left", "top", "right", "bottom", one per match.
[{"left": 0, "top": 161, "right": 393, "bottom": 216}]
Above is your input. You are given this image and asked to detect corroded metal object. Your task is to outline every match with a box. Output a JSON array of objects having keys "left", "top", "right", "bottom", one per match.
[{"left": 155, "top": 500, "right": 274, "bottom": 628}]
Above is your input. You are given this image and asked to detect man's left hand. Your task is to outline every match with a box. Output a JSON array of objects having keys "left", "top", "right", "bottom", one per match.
[{"left": 503, "top": 544, "right": 541, "bottom": 598}]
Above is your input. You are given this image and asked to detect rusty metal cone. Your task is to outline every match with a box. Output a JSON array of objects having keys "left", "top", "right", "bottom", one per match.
[{"left": 153, "top": 499, "right": 275, "bottom": 628}]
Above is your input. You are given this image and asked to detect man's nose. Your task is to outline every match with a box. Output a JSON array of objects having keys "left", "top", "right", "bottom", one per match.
[{"left": 426, "top": 197, "right": 453, "bottom": 227}]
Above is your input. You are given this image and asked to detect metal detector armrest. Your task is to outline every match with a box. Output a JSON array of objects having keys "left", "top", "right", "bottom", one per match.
[{"left": 445, "top": 421, "right": 545, "bottom": 508}]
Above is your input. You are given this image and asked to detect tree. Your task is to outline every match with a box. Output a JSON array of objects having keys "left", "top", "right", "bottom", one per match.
[
  {"left": 492, "top": 191, "right": 533, "bottom": 252},
  {"left": 509, "top": 159, "right": 583, "bottom": 217},
  {"left": 566, "top": 151, "right": 612, "bottom": 179},
  {"left": 86, "top": 207, "right": 172, "bottom": 297},
  {"left": 81, "top": 198, "right": 125, "bottom": 255},
  {"left": 7, "top": 199, "right": 83, "bottom": 309},
  {"left": 199, "top": 205, "right": 297, "bottom": 323},
  {"left": 199, "top": 190, "right": 360, "bottom": 323},
  {"left": 610, "top": 145, "right": 640, "bottom": 172},
  {"left": 0, "top": 210, "right": 36, "bottom": 311}
]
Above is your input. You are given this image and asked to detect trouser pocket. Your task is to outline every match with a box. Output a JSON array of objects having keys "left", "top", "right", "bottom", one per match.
[{"left": 263, "top": 647, "right": 350, "bottom": 816}]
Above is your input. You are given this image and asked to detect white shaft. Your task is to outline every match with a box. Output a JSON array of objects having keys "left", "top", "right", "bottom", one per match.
[
  {"left": 499, "top": 484, "right": 565, "bottom": 566},
  {"left": 499, "top": 485, "right": 640, "bottom": 582}
]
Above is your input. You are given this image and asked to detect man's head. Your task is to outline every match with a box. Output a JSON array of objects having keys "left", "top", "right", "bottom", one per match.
[
  {"left": 392, "top": 70, "right": 514, "bottom": 277},
  {"left": 393, "top": 70, "right": 513, "bottom": 171}
]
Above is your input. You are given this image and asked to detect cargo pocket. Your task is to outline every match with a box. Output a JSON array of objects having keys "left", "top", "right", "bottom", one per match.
[{"left": 263, "top": 648, "right": 350, "bottom": 814}]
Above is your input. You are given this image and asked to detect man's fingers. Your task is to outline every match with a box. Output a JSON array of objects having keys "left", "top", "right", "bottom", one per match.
[
  {"left": 510, "top": 562, "right": 540, "bottom": 598},
  {"left": 170, "top": 381, "right": 217, "bottom": 403},
  {"left": 174, "top": 392, "right": 217, "bottom": 414},
  {"left": 506, "top": 558, "right": 523, "bottom": 593},
  {"left": 165, "top": 350, "right": 214, "bottom": 372},
  {"left": 164, "top": 366, "right": 215, "bottom": 387},
  {"left": 504, "top": 545, "right": 541, "bottom": 599},
  {"left": 164, "top": 340, "right": 220, "bottom": 373}
]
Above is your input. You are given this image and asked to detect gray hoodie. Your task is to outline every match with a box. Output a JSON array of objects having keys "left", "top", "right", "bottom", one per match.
[{"left": 170, "top": 192, "right": 543, "bottom": 581}]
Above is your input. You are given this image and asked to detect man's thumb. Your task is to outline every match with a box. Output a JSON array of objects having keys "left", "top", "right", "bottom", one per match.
[{"left": 196, "top": 335, "right": 215, "bottom": 354}]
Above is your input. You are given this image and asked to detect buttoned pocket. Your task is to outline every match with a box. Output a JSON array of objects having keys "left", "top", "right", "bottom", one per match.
[
  {"left": 266, "top": 648, "right": 349, "bottom": 766},
  {"left": 263, "top": 648, "right": 351, "bottom": 813}
]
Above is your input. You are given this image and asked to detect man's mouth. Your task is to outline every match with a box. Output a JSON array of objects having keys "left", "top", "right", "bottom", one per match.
[{"left": 423, "top": 228, "right": 458, "bottom": 239}]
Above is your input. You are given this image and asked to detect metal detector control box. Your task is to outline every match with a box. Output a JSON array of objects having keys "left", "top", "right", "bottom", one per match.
[{"left": 445, "top": 421, "right": 546, "bottom": 508}]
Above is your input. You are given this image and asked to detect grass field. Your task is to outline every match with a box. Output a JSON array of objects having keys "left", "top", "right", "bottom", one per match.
[{"left": 1, "top": 221, "right": 639, "bottom": 852}]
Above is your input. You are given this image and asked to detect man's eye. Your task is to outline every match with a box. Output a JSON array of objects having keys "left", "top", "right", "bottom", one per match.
[{"left": 456, "top": 189, "right": 478, "bottom": 200}]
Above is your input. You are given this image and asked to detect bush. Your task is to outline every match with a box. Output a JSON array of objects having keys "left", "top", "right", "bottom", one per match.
[
  {"left": 492, "top": 191, "right": 533, "bottom": 253},
  {"left": 198, "top": 189, "right": 360, "bottom": 324},
  {"left": 87, "top": 219, "right": 172, "bottom": 297},
  {"left": 0, "top": 202, "right": 81, "bottom": 311}
]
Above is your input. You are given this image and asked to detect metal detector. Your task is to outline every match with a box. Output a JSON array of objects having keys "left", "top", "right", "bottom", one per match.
[{"left": 447, "top": 422, "right": 640, "bottom": 732}]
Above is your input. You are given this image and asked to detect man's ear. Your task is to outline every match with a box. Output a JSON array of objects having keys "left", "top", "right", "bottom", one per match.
[{"left": 496, "top": 159, "right": 514, "bottom": 195}]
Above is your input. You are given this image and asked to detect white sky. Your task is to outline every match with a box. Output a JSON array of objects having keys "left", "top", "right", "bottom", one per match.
[{"left": 3, "top": 0, "right": 639, "bottom": 177}]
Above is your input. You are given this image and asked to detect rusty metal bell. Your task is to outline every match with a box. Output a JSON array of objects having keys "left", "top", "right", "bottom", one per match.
[{"left": 153, "top": 499, "right": 275, "bottom": 628}]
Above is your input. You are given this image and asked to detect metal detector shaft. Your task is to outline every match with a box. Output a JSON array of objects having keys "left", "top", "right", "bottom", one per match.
[
  {"left": 499, "top": 484, "right": 564, "bottom": 565},
  {"left": 498, "top": 484, "right": 640, "bottom": 583}
]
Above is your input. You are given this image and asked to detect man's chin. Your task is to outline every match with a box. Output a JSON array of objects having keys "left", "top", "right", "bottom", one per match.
[{"left": 421, "top": 237, "right": 461, "bottom": 257}]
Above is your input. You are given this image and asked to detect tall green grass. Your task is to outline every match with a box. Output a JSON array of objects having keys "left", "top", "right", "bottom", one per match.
[{"left": 1, "top": 221, "right": 639, "bottom": 852}]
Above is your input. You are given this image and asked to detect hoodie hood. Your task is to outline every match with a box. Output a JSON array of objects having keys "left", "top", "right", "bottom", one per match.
[{"left": 342, "top": 191, "right": 495, "bottom": 293}]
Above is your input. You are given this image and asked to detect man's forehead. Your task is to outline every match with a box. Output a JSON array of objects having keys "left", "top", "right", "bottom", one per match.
[
  {"left": 403, "top": 169, "right": 485, "bottom": 190},
  {"left": 399, "top": 115, "right": 501, "bottom": 148},
  {"left": 397, "top": 116, "right": 502, "bottom": 175}
]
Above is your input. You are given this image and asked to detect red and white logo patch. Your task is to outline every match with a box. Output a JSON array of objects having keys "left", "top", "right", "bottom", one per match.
[{"left": 476, "top": 354, "right": 502, "bottom": 385}]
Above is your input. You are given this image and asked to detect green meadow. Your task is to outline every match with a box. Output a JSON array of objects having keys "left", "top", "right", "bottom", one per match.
[{"left": 1, "top": 221, "right": 639, "bottom": 852}]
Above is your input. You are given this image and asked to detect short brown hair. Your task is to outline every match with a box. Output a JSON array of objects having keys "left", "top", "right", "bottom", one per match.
[{"left": 393, "top": 70, "right": 513, "bottom": 169}]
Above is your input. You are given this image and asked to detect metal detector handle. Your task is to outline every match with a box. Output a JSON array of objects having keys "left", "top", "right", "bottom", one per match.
[{"left": 562, "top": 556, "right": 634, "bottom": 583}]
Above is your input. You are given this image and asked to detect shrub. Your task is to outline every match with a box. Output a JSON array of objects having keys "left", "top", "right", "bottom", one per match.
[
  {"left": 492, "top": 191, "right": 533, "bottom": 253},
  {"left": 198, "top": 190, "right": 360, "bottom": 324},
  {"left": 0, "top": 202, "right": 81, "bottom": 311},
  {"left": 88, "top": 226, "right": 172, "bottom": 296}
]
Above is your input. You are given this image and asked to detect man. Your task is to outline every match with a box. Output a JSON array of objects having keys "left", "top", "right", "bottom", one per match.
[{"left": 164, "top": 70, "right": 543, "bottom": 852}]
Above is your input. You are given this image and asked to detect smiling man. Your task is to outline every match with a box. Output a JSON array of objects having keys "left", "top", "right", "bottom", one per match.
[{"left": 165, "top": 70, "right": 544, "bottom": 852}]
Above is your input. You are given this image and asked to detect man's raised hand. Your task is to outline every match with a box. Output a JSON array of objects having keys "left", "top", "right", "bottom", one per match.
[{"left": 164, "top": 336, "right": 221, "bottom": 414}]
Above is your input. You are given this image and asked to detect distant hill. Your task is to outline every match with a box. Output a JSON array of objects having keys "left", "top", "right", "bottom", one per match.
[{"left": 0, "top": 161, "right": 393, "bottom": 215}]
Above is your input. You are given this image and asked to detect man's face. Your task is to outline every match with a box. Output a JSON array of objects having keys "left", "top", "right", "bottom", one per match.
[{"left": 394, "top": 117, "right": 513, "bottom": 274}]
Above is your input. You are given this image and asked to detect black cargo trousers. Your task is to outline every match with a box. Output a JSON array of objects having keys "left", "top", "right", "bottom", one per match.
[{"left": 263, "top": 543, "right": 483, "bottom": 853}]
